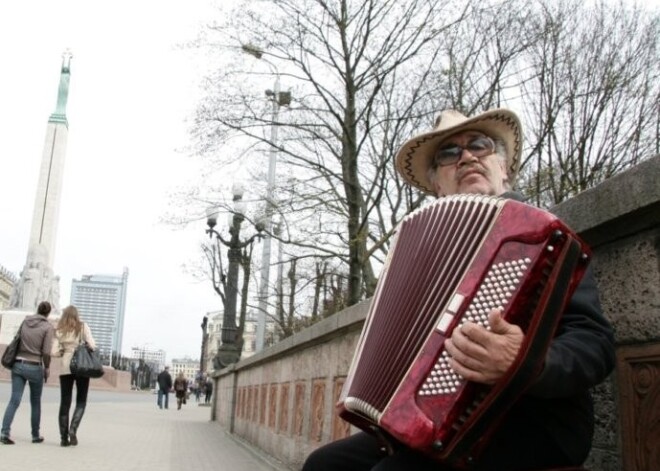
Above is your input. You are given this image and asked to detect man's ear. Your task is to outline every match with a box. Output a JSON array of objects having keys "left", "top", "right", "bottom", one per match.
[
  {"left": 433, "top": 178, "right": 445, "bottom": 197},
  {"left": 498, "top": 158, "right": 510, "bottom": 188}
]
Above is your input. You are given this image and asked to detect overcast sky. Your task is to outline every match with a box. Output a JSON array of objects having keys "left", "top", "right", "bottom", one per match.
[{"left": 0, "top": 0, "right": 223, "bottom": 360}]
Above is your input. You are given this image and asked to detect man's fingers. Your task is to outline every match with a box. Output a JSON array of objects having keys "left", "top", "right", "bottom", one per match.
[
  {"left": 450, "top": 323, "right": 490, "bottom": 360},
  {"left": 487, "top": 309, "right": 515, "bottom": 334},
  {"left": 444, "top": 313, "right": 525, "bottom": 385}
]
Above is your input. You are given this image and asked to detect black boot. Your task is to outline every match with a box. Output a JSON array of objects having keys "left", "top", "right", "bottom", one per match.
[
  {"left": 69, "top": 405, "right": 85, "bottom": 446},
  {"left": 59, "top": 414, "right": 70, "bottom": 447}
]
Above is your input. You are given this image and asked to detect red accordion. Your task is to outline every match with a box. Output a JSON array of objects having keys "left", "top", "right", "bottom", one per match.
[{"left": 337, "top": 195, "right": 590, "bottom": 468}]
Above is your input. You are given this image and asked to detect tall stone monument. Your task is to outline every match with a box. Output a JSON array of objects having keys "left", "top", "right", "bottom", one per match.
[{"left": 9, "top": 51, "right": 73, "bottom": 314}]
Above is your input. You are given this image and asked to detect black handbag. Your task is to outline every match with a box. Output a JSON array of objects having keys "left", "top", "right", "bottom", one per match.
[
  {"left": 1, "top": 321, "right": 24, "bottom": 369},
  {"left": 69, "top": 329, "right": 104, "bottom": 378}
]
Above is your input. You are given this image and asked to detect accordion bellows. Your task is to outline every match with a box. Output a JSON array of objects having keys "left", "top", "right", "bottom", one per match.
[{"left": 337, "top": 195, "right": 589, "bottom": 467}]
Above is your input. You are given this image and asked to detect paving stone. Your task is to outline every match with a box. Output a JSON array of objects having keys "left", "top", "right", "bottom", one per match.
[{"left": 0, "top": 382, "right": 287, "bottom": 471}]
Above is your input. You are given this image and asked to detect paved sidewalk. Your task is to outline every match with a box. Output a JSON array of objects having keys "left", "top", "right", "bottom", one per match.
[{"left": 0, "top": 382, "right": 290, "bottom": 471}]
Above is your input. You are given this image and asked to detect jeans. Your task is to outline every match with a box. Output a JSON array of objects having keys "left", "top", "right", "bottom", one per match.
[
  {"left": 157, "top": 389, "right": 169, "bottom": 409},
  {"left": 1, "top": 362, "right": 44, "bottom": 439}
]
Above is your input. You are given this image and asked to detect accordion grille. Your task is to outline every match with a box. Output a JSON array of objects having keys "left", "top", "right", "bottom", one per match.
[{"left": 348, "top": 196, "right": 501, "bottom": 414}]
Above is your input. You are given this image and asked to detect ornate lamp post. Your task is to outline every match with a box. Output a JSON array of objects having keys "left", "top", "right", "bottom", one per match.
[{"left": 206, "top": 182, "right": 262, "bottom": 368}]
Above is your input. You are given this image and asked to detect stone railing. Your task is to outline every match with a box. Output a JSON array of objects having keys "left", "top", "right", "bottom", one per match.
[{"left": 212, "top": 155, "right": 660, "bottom": 471}]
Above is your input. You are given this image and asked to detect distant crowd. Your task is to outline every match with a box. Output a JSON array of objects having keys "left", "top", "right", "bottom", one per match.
[{"left": 156, "top": 366, "right": 213, "bottom": 410}]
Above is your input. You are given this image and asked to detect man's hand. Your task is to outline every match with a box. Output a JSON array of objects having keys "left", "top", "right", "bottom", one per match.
[
  {"left": 444, "top": 309, "right": 524, "bottom": 384},
  {"left": 43, "top": 367, "right": 50, "bottom": 383}
]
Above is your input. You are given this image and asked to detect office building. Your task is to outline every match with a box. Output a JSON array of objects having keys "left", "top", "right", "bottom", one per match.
[
  {"left": 171, "top": 357, "right": 200, "bottom": 381},
  {"left": 130, "top": 345, "right": 166, "bottom": 370},
  {"left": 203, "top": 309, "right": 276, "bottom": 373},
  {"left": 70, "top": 268, "right": 129, "bottom": 360}
]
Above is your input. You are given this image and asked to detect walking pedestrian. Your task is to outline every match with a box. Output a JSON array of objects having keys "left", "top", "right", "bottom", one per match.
[
  {"left": 204, "top": 378, "right": 213, "bottom": 404},
  {"left": 173, "top": 372, "right": 187, "bottom": 410},
  {"left": 1, "top": 301, "right": 55, "bottom": 445},
  {"left": 156, "top": 366, "right": 172, "bottom": 409},
  {"left": 51, "top": 305, "right": 97, "bottom": 447}
]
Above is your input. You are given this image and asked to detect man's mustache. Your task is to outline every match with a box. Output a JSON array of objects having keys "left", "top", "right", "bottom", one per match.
[{"left": 456, "top": 164, "right": 488, "bottom": 182}]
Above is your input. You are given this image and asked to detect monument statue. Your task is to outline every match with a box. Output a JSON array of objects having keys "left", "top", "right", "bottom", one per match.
[
  {"left": 9, "top": 244, "right": 60, "bottom": 313},
  {"left": 5, "top": 52, "right": 71, "bottom": 315}
]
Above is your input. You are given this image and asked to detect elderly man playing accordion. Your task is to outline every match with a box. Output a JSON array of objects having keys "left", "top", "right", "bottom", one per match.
[{"left": 302, "top": 109, "right": 615, "bottom": 471}]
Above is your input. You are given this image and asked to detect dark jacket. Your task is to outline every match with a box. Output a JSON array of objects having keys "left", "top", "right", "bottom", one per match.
[
  {"left": 515, "top": 267, "right": 615, "bottom": 463},
  {"left": 16, "top": 314, "right": 55, "bottom": 364},
  {"left": 174, "top": 378, "right": 188, "bottom": 399},
  {"left": 157, "top": 370, "right": 172, "bottom": 391}
]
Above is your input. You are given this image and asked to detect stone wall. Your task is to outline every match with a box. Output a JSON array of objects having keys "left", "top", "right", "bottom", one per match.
[
  {"left": 213, "top": 303, "right": 367, "bottom": 468},
  {"left": 213, "top": 155, "right": 660, "bottom": 471},
  {"left": 552, "top": 155, "right": 660, "bottom": 471}
]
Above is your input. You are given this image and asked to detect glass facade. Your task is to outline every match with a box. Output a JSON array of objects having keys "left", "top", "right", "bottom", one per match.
[{"left": 70, "top": 268, "right": 129, "bottom": 359}]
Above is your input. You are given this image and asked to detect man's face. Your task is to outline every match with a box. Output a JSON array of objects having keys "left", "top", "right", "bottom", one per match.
[{"left": 431, "top": 131, "right": 508, "bottom": 197}]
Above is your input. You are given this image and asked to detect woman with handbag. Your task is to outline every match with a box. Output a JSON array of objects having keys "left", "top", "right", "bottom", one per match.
[
  {"left": 51, "top": 305, "right": 97, "bottom": 447},
  {"left": 1, "top": 301, "right": 55, "bottom": 445}
]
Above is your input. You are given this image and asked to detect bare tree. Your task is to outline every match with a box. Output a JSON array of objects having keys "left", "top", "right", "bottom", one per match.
[
  {"left": 518, "top": 0, "right": 660, "bottom": 206},
  {"left": 436, "top": 0, "right": 535, "bottom": 113},
  {"left": 419, "top": 0, "right": 659, "bottom": 206},
  {"left": 191, "top": 0, "right": 469, "bottom": 308},
  {"left": 183, "top": 0, "right": 659, "bottom": 335}
]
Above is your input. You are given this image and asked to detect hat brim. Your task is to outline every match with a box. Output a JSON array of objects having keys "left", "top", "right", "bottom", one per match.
[{"left": 395, "top": 109, "right": 522, "bottom": 195}]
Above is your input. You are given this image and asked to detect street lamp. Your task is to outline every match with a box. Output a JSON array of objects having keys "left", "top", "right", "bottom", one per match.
[
  {"left": 274, "top": 218, "right": 284, "bottom": 327},
  {"left": 200, "top": 315, "right": 208, "bottom": 374},
  {"left": 241, "top": 43, "right": 291, "bottom": 352},
  {"left": 206, "top": 182, "right": 263, "bottom": 368}
]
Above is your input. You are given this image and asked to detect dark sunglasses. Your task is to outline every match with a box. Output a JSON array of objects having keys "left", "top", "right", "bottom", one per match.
[{"left": 432, "top": 136, "right": 496, "bottom": 167}]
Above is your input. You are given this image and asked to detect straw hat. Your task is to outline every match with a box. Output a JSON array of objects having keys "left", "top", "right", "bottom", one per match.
[{"left": 395, "top": 109, "right": 523, "bottom": 195}]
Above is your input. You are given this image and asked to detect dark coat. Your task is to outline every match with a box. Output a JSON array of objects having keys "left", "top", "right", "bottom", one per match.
[
  {"left": 174, "top": 378, "right": 187, "bottom": 399},
  {"left": 508, "top": 266, "right": 615, "bottom": 463},
  {"left": 490, "top": 193, "right": 616, "bottom": 463},
  {"left": 157, "top": 369, "right": 172, "bottom": 391}
]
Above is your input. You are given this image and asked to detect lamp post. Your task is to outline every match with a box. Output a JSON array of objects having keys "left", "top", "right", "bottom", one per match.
[
  {"left": 206, "top": 182, "right": 262, "bottom": 368},
  {"left": 241, "top": 44, "right": 291, "bottom": 352},
  {"left": 200, "top": 315, "right": 208, "bottom": 374},
  {"left": 274, "top": 218, "right": 284, "bottom": 326}
]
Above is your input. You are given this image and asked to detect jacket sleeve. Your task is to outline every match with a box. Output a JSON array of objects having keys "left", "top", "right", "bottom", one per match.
[
  {"left": 525, "top": 266, "right": 616, "bottom": 398},
  {"left": 83, "top": 323, "right": 97, "bottom": 351},
  {"left": 42, "top": 324, "right": 55, "bottom": 358},
  {"left": 50, "top": 334, "right": 63, "bottom": 357}
]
